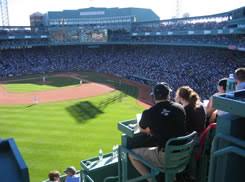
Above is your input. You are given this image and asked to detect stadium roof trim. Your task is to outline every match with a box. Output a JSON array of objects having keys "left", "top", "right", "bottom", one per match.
[
  {"left": 133, "top": 12, "right": 230, "bottom": 25},
  {"left": 133, "top": 7, "right": 245, "bottom": 24}
]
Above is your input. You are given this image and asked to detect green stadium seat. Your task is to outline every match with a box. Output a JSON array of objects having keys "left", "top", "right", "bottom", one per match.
[{"left": 118, "top": 131, "right": 197, "bottom": 182}]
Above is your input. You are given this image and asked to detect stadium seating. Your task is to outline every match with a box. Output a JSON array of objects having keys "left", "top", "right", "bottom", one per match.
[{"left": 0, "top": 45, "right": 244, "bottom": 99}]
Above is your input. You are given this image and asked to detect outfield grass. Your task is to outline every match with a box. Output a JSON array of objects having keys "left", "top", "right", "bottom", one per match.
[
  {"left": 0, "top": 91, "right": 144, "bottom": 181},
  {"left": 3, "top": 76, "right": 80, "bottom": 92}
]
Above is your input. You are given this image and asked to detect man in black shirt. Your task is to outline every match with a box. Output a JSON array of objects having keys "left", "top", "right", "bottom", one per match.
[{"left": 129, "top": 82, "right": 186, "bottom": 181}]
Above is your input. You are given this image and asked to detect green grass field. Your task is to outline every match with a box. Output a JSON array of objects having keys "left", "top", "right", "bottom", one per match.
[
  {"left": 3, "top": 76, "right": 80, "bottom": 92},
  {"left": 0, "top": 90, "right": 143, "bottom": 181}
]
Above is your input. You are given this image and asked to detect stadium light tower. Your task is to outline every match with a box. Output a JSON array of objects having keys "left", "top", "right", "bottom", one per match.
[
  {"left": 0, "top": 0, "right": 9, "bottom": 26},
  {"left": 176, "top": 0, "right": 181, "bottom": 18}
]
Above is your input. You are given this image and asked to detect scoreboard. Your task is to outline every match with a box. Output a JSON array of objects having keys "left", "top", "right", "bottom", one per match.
[
  {"left": 91, "top": 30, "right": 107, "bottom": 42},
  {"left": 80, "top": 29, "right": 107, "bottom": 43},
  {"left": 49, "top": 26, "right": 108, "bottom": 44}
]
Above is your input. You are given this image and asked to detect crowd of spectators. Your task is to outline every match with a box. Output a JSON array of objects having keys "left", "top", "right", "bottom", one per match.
[
  {"left": 103, "top": 31, "right": 245, "bottom": 49},
  {"left": 1, "top": 34, "right": 244, "bottom": 50},
  {"left": 0, "top": 27, "right": 48, "bottom": 36},
  {"left": 131, "top": 35, "right": 245, "bottom": 48},
  {"left": 110, "top": 34, "right": 245, "bottom": 47},
  {"left": 0, "top": 39, "right": 49, "bottom": 49},
  {"left": 0, "top": 45, "right": 244, "bottom": 99},
  {"left": 132, "top": 21, "right": 228, "bottom": 33}
]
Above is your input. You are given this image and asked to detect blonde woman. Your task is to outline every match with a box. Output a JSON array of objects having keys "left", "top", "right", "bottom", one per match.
[{"left": 175, "top": 86, "right": 206, "bottom": 134}]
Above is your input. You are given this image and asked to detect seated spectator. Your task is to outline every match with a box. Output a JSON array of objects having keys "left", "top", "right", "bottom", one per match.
[
  {"left": 48, "top": 170, "right": 60, "bottom": 182},
  {"left": 64, "top": 166, "right": 80, "bottom": 182},
  {"left": 235, "top": 67, "right": 245, "bottom": 90},
  {"left": 128, "top": 82, "right": 186, "bottom": 182},
  {"left": 175, "top": 86, "right": 206, "bottom": 134},
  {"left": 206, "top": 78, "right": 227, "bottom": 123}
]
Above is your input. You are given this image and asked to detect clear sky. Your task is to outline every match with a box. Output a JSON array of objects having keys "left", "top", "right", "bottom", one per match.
[{"left": 5, "top": 0, "right": 245, "bottom": 26}]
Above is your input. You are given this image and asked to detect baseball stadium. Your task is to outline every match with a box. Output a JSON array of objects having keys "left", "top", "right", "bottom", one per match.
[{"left": 0, "top": 1, "right": 245, "bottom": 182}]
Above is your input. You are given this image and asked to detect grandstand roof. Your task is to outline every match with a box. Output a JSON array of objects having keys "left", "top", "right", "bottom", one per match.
[{"left": 46, "top": 7, "right": 159, "bottom": 22}]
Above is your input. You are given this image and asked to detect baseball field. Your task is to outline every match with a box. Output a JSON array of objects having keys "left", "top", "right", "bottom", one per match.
[{"left": 0, "top": 72, "right": 150, "bottom": 181}]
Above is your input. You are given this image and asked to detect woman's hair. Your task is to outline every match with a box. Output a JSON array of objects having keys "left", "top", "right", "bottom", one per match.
[
  {"left": 176, "top": 86, "right": 201, "bottom": 107},
  {"left": 218, "top": 78, "right": 228, "bottom": 92},
  {"left": 235, "top": 67, "right": 245, "bottom": 82},
  {"left": 48, "top": 170, "right": 60, "bottom": 181}
]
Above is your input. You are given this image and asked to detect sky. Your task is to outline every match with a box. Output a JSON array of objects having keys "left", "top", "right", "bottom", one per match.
[{"left": 5, "top": 0, "right": 245, "bottom": 26}]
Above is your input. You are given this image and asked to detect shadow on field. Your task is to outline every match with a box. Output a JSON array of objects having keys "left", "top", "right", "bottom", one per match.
[
  {"left": 66, "top": 101, "right": 104, "bottom": 123},
  {"left": 98, "top": 92, "right": 127, "bottom": 110}
]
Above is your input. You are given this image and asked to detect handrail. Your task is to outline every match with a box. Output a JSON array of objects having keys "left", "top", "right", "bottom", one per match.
[
  {"left": 208, "top": 133, "right": 245, "bottom": 182},
  {"left": 208, "top": 146, "right": 245, "bottom": 182},
  {"left": 211, "top": 134, "right": 245, "bottom": 153},
  {"left": 83, "top": 173, "right": 94, "bottom": 182},
  {"left": 104, "top": 176, "right": 119, "bottom": 182},
  {"left": 214, "top": 146, "right": 245, "bottom": 157}
]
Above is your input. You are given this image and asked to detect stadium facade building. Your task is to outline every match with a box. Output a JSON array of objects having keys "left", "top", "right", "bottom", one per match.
[
  {"left": 30, "top": 7, "right": 160, "bottom": 27},
  {"left": 1, "top": 6, "right": 243, "bottom": 50}
]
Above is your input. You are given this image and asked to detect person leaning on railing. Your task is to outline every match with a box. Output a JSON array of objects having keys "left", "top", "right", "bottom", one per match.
[{"left": 206, "top": 78, "right": 227, "bottom": 124}]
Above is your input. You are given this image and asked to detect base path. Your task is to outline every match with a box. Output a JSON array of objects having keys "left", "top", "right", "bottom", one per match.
[
  {"left": 0, "top": 83, "right": 114, "bottom": 105},
  {"left": 0, "top": 73, "right": 152, "bottom": 108}
]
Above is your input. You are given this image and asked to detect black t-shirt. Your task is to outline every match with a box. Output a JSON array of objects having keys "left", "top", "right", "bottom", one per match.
[
  {"left": 139, "top": 101, "right": 186, "bottom": 149},
  {"left": 184, "top": 104, "right": 206, "bottom": 134}
]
